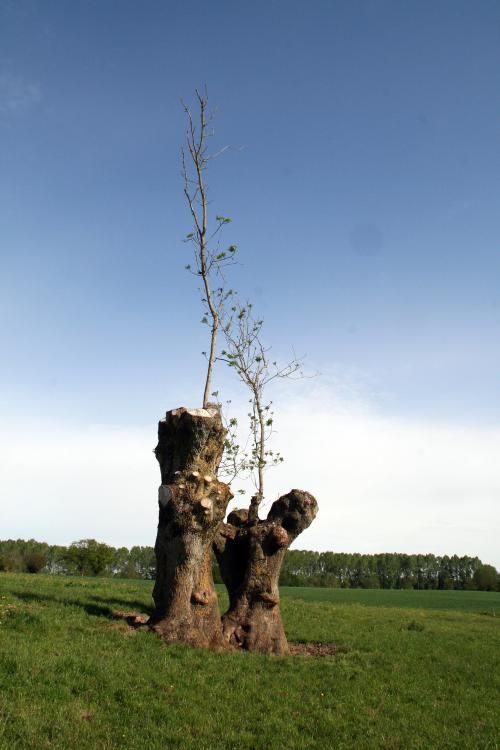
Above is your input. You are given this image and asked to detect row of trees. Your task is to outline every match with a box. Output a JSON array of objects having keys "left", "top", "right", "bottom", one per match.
[
  {"left": 1, "top": 539, "right": 498, "bottom": 591},
  {"left": 0, "top": 538, "right": 155, "bottom": 579},
  {"left": 280, "top": 550, "right": 500, "bottom": 591}
]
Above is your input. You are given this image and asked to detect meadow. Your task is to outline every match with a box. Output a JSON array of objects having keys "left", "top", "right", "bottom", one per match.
[
  {"left": 280, "top": 585, "right": 500, "bottom": 614},
  {"left": 0, "top": 573, "right": 499, "bottom": 750}
]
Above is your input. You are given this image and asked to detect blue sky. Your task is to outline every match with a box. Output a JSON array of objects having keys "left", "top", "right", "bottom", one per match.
[{"left": 1, "top": 1, "right": 499, "bottom": 564}]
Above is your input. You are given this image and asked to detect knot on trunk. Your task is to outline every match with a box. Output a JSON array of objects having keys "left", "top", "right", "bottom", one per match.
[{"left": 267, "top": 489, "right": 318, "bottom": 537}]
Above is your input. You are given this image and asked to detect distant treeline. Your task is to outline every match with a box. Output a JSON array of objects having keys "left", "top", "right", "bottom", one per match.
[
  {"left": 0, "top": 539, "right": 155, "bottom": 580},
  {"left": 280, "top": 550, "right": 499, "bottom": 591},
  {"left": 1, "top": 539, "right": 499, "bottom": 592}
]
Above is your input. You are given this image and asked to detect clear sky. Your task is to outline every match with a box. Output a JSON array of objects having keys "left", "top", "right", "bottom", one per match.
[{"left": 1, "top": 0, "right": 499, "bottom": 567}]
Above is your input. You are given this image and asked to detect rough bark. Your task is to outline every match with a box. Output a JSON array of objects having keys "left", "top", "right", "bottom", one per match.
[
  {"left": 214, "top": 489, "right": 318, "bottom": 654},
  {"left": 150, "top": 405, "right": 232, "bottom": 649}
]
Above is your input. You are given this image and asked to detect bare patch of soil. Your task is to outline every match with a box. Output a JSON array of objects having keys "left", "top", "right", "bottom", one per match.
[{"left": 288, "top": 641, "right": 340, "bottom": 657}]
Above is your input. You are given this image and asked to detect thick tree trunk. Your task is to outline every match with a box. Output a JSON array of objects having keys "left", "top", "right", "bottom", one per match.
[
  {"left": 150, "top": 406, "right": 232, "bottom": 649},
  {"left": 214, "top": 489, "right": 318, "bottom": 654}
]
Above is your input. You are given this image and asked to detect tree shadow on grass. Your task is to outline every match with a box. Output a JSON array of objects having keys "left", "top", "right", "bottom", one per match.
[
  {"left": 89, "top": 593, "right": 153, "bottom": 616},
  {"left": 10, "top": 590, "right": 150, "bottom": 621}
]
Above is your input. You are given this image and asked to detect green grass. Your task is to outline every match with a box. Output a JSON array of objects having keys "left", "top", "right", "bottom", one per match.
[
  {"left": 1, "top": 574, "right": 499, "bottom": 750},
  {"left": 279, "top": 585, "right": 500, "bottom": 614}
]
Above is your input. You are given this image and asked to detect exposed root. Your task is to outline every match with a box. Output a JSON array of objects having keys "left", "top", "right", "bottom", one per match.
[{"left": 112, "top": 610, "right": 149, "bottom": 627}]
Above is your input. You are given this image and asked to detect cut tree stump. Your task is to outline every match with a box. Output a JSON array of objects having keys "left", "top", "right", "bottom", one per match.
[
  {"left": 214, "top": 489, "right": 318, "bottom": 654},
  {"left": 149, "top": 405, "right": 232, "bottom": 649}
]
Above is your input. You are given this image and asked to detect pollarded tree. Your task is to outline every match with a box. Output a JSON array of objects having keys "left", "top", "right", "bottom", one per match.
[
  {"left": 214, "top": 489, "right": 318, "bottom": 653},
  {"left": 214, "top": 300, "right": 318, "bottom": 654},
  {"left": 150, "top": 90, "right": 318, "bottom": 653},
  {"left": 150, "top": 90, "right": 235, "bottom": 648}
]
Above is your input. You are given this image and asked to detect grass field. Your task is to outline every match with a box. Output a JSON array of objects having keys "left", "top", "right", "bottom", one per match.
[
  {"left": 279, "top": 585, "right": 500, "bottom": 614},
  {"left": 1, "top": 574, "right": 499, "bottom": 750}
]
